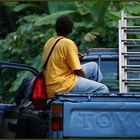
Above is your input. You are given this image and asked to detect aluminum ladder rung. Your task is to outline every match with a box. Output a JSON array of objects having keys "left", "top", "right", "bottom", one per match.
[
  {"left": 123, "top": 79, "right": 140, "bottom": 82},
  {"left": 122, "top": 52, "right": 140, "bottom": 54},
  {"left": 124, "top": 42, "right": 140, "bottom": 45},
  {"left": 127, "top": 84, "right": 140, "bottom": 87},
  {"left": 124, "top": 41, "right": 140, "bottom": 43},
  {"left": 124, "top": 16, "right": 140, "bottom": 19},
  {"left": 125, "top": 32, "right": 140, "bottom": 35},
  {"left": 126, "top": 71, "right": 140, "bottom": 74},
  {"left": 122, "top": 52, "right": 140, "bottom": 57},
  {"left": 124, "top": 31, "right": 140, "bottom": 35},
  {"left": 124, "top": 55, "right": 140, "bottom": 58},
  {"left": 123, "top": 80, "right": 140, "bottom": 85},
  {"left": 125, "top": 68, "right": 140, "bottom": 72},
  {"left": 122, "top": 26, "right": 140, "bottom": 29},
  {"left": 122, "top": 39, "right": 140, "bottom": 42},
  {"left": 127, "top": 57, "right": 140, "bottom": 60},
  {"left": 124, "top": 44, "right": 140, "bottom": 47},
  {"left": 122, "top": 65, "right": 140, "bottom": 68},
  {"left": 123, "top": 41, "right": 140, "bottom": 45}
]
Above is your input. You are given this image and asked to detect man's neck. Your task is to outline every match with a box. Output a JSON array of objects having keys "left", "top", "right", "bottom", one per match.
[{"left": 57, "top": 33, "right": 71, "bottom": 39}]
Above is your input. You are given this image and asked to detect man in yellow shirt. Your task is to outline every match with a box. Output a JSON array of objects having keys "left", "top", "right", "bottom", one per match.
[{"left": 41, "top": 16, "right": 109, "bottom": 99}]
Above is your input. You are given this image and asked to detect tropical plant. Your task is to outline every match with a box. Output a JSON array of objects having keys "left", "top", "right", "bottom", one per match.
[{"left": 1, "top": 1, "right": 140, "bottom": 101}]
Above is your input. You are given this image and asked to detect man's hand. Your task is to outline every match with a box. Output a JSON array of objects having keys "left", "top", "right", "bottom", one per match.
[
  {"left": 78, "top": 53, "right": 84, "bottom": 61},
  {"left": 74, "top": 69, "right": 88, "bottom": 79}
]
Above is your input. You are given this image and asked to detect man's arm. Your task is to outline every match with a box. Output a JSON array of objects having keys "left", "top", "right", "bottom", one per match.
[{"left": 74, "top": 69, "right": 88, "bottom": 79}]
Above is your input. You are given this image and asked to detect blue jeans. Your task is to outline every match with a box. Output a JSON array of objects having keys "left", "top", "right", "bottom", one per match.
[{"left": 70, "top": 62, "right": 109, "bottom": 94}]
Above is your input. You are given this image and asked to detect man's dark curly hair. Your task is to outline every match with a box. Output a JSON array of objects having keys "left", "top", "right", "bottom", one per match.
[{"left": 55, "top": 15, "right": 73, "bottom": 36}]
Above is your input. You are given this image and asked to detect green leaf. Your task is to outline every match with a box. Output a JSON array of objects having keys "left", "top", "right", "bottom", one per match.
[
  {"left": 125, "top": 2, "right": 140, "bottom": 15},
  {"left": 106, "top": 21, "right": 118, "bottom": 27},
  {"left": 13, "top": 3, "right": 35, "bottom": 12},
  {"left": 106, "top": 11, "right": 120, "bottom": 21},
  {"left": 89, "top": 2, "right": 110, "bottom": 26},
  {"left": 35, "top": 10, "right": 75, "bottom": 26},
  {"left": 3, "top": 2, "right": 18, "bottom": 10},
  {"left": 74, "top": 22, "right": 87, "bottom": 28},
  {"left": 18, "top": 15, "right": 40, "bottom": 24},
  {"left": 76, "top": 2, "right": 89, "bottom": 16},
  {"left": 47, "top": 2, "right": 76, "bottom": 14},
  {"left": 84, "top": 31, "right": 99, "bottom": 42}
]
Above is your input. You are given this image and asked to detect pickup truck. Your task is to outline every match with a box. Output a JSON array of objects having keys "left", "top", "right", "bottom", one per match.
[{"left": 0, "top": 48, "right": 140, "bottom": 139}]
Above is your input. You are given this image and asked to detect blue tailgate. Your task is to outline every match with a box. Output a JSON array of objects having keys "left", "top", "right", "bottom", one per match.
[{"left": 63, "top": 94, "right": 140, "bottom": 138}]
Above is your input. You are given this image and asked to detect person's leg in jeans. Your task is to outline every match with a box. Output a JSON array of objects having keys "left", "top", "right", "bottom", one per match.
[
  {"left": 82, "top": 62, "right": 103, "bottom": 82},
  {"left": 70, "top": 62, "right": 109, "bottom": 94}
]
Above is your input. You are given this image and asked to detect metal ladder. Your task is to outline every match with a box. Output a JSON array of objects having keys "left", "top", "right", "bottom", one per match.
[{"left": 119, "top": 11, "right": 140, "bottom": 93}]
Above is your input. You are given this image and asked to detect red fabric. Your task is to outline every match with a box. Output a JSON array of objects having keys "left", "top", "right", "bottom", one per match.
[{"left": 30, "top": 73, "right": 47, "bottom": 110}]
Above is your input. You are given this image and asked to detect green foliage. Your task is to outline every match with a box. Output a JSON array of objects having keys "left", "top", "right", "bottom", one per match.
[
  {"left": 13, "top": 3, "right": 37, "bottom": 12},
  {"left": 35, "top": 10, "right": 75, "bottom": 26},
  {"left": 1, "top": 1, "right": 140, "bottom": 101},
  {"left": 47, "top": 2, "right": 77, "bottom": 13}
]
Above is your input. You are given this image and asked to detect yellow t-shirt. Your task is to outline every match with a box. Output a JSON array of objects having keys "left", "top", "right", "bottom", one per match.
[{"left": 41, "top": 36, "right": 81, "bottom": 98}]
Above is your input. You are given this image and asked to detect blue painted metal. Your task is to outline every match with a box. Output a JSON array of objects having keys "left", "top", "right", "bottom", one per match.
[
  {"left": 83, "top": 48, "right": 118, "bottom": 60},
  {"left": 0, "top": 104, "right": 16, "bottom": 110},
  {"left": 55, "top": 93, "right": 140, "bottom": 103},
  {"left": 0, "top": 104, "right": 16, "bottom": 129},
  {"left": 63, "top": 101, "right": 140, "bottom": 138}
]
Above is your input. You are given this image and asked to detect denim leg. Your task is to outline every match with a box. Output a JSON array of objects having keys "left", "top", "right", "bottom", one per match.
[
  {"left": 82, "top": 62, "right": 103, "bottom": 82},
  {"left": 70, "top": 76, "right": 109, "bottom": 94},
  {"left": 70, "top": 62, "right": 109, "bottom": 94}
]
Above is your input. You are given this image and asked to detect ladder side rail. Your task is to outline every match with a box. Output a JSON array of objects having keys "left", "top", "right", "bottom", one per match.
[
  {"left": 119, "top": 20, "right": 123, "bottom": 93},
  {"left": 123, "top": 12, "right": 128, "bottom": 93},
  {"left": 121, "top": 11, "right": 128, "bottom": 93}
]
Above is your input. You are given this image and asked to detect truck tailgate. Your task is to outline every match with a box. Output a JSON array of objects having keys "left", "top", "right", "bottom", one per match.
[{"left": 63, "top": 101, "right": 140, "bottom": 138}]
